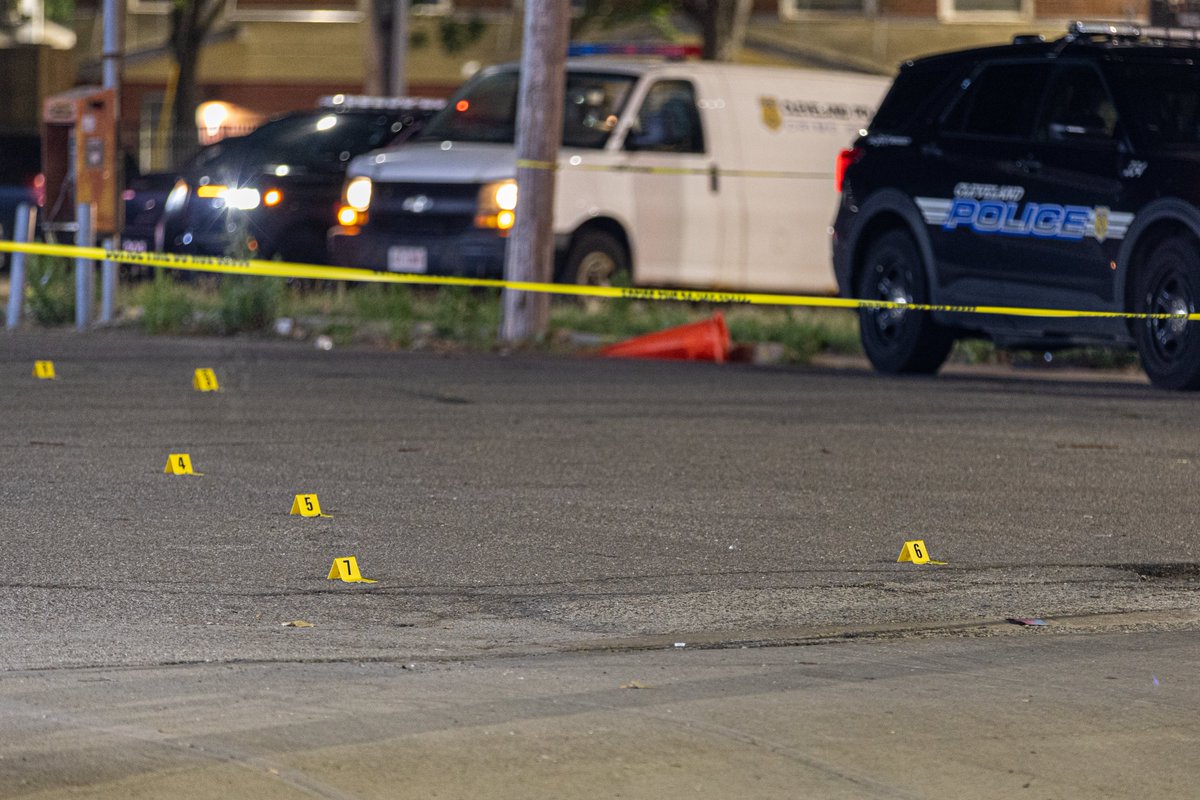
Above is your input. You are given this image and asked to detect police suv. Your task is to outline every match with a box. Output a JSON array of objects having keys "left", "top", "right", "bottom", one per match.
[{"left": 834, "top": 21, "right": 1200, "bottom": 390}]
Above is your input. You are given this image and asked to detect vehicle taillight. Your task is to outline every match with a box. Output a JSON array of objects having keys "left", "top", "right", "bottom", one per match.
[{"left": 835, "top": 147, "right": 864, "bottom": 194}]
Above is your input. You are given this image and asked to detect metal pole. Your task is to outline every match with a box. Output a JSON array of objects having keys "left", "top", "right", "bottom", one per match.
[
  {"left": 101, "top": 0, "right": 122, "bottom": 91},
  {"left": 390, "top": 0, "right": 408, "bottom": 96},
  {"left": 102, "top": 0, "right": 125, "bottom": 236},
  {"left": 500, "top": 0, "right": 569, "bottom": 344},
  {"left": 75, "top": 203, "right": 95, "bottom": 330},
  {"left": 100, "top": 238, "right": 116, "bottom": 324},
  {"left": 6, "top": 203, "right": 34, "bottom": 330}
]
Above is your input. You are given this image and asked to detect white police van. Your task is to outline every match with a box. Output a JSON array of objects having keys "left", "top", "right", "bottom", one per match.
[{"left": 329, "top": 45, "right": 890, "bottom": 294}]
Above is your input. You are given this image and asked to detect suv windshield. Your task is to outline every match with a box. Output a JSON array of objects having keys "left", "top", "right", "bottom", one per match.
[{"left": 416, "top": 70, "right": 637, "bottom": 149}]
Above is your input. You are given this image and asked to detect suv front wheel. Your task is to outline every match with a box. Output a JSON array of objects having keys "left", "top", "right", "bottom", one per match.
[
  {"left": 1133, "top": 234, "right": 1200, "bottom": 390},
  {"left": 856, "top": 230, "right": 954, "bottom": 375}
]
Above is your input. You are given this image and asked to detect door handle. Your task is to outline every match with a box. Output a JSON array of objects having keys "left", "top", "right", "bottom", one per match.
[
  {"left": 709, "top": 164, "right": 719, "bottom": 193},
  {"left": 1016, "top": 158, "right": 1043, "bottom": 173}
]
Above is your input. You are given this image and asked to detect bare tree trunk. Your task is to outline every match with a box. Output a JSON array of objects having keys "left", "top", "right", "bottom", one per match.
[
  {"left": 718, "top": 0, "right": 753, "bottom": 62},
  {"left": 360, "top": 0, "right": 386, "bottom": 95},
  {"left": 680, "top": 0, "right": 752, "bottom": 62},
  {"left": 500, "top": 0, "right": 569, "bottom": 344},
  {"left": 168, "top": 0, "right": 223, "bottom": 168}
]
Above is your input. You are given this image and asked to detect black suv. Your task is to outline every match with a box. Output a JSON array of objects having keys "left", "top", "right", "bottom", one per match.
[
  {"left": 158, "top": 96, "right": 442, "bottom": 264},
  {"left": 834, "top": 21, "right": 1200, "bottom": 390}
]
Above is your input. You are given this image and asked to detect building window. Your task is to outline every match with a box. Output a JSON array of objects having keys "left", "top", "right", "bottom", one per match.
[
  {"left": 938, "top": 0, "right": 1032, "bottom": 22},
  {"left": 411, "top": 0, "right": 453, "bottom": 15},
  {"left": 126, "top": 0, "right": 170, "bottom": 14},
  {"left": 780, "top": 0, "right": 876, "bottom": 20},
  {"left": 228, "top": 0, "right": 361, "bottom": 22}
]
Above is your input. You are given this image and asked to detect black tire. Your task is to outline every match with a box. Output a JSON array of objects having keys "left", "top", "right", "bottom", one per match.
[
  {"left": 559, "top": 229, "right": 628, "bottom": 286},
  {"left": 855, "top": 229, "right": 953, "bottom": 374},
  {"left": 1133, "top": 234, "right": 1200, "bottom": 390}
]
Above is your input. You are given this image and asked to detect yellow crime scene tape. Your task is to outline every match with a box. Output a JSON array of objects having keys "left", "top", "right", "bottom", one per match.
[
  {"left": 516, "top": 158, "right": 828, "bottom": 180},
  {"left": 0, "top": 238, "right": 1194, "bottom": 322}
]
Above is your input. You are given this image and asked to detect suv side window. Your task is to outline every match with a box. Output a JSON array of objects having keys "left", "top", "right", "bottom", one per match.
[
  {"left": 942, "top": 62, "right": 1051, "bottom": 139},
  {"left": 1105, "top": 61, "right": 1200, "bottom": 147},
  {"left": 1037, "top": 64, "right": 1118, "bottom": 143},
  {"left": 871, "top": 61, "right": 966, "bottom": 134}
]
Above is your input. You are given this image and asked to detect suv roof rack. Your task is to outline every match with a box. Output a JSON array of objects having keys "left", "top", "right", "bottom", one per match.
[
  {"left": 318, "top": 95, "right": 447, "bottom": 111},
  {"left": 1063, "top": 19, "right": 1200, "bottom": 45}
]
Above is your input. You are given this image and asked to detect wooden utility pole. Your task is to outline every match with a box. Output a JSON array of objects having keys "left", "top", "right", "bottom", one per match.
[{"left": 500, "top": 0, "right": 569, "bottom": 344}]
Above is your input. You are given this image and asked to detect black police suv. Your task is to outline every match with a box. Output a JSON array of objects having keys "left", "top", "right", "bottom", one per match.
[
  {"left": 158, "top": 96, "right": 442, "bottom": 264},
  {"left": 833, "top": 21, "right": 1200, "bottom": 390}
]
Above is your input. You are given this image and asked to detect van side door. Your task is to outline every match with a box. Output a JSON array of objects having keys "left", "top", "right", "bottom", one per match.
[{"left": 620, "top": 78, "right": 726, "bottom": 288}]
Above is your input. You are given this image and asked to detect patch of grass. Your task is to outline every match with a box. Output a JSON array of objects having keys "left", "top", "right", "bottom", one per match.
[
  {"left": 134, "top": 272, "right": 199, "bottom": 333},
  {"left": 25, "top": 255, "right": 74, "bottom": 326},
  {"left": 217, "top": 277, "right": 283, "bottom": 334},
  {"left": 431, "top": 287, "right": 501, "bottom": 345},
  {"left": 726, "top": 307, "right": 861, "bottom": 361}
]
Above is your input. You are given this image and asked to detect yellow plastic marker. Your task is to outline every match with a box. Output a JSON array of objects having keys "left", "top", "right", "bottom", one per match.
[
  {"left": 290, "top": 493, "right": 331, "bottom": 518},
  {"left": 327, "top": 556, "right": 376, "bottom": 583},
  {"left": 33, "top": 361, "right": 56, "bottom": 380},
  {"left": 898, "top": 539, "right": 946, "bottom": 565},
  {"left": 163, "top": 453, "right": 202, "bottom": 475},
  {"left": 192, "top": 368, "right": 219, "bottom": 392}
]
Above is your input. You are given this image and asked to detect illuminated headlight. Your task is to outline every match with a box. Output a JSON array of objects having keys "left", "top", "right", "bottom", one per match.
[
  {"left": 225, "top": 188, "right": 261, "bottom": 210},
  {"left": 345, "top": 176, "right": 372, "bottom": 211},
  {"left": 165, "top": 179, "right": 188, "bottom": 213},
  {"left": 475, "top": 179, "right": 518, "bottom": 230}
]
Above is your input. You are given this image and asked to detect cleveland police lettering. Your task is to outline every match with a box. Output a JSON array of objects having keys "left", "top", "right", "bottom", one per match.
[
  {"left": 952, "top": 183, "right": 1024, "bottom": 202},
  {"left": 778, "top": 99, "right": 874, "bottom": 122},
  {"left": 915, "top": 195, "right": 1133, "bottom": 243}
]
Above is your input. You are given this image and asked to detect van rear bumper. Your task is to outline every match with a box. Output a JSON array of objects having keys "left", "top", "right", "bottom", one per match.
[{"left": 328, "top": 226, "right": 507, "bottom": 278}]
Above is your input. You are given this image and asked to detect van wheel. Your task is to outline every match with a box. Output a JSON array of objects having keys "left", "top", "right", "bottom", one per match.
[
  {"left": 560, "top": 230, "right": 628, "bottom": 286},
  {"left": 856, "top": 230, "right": 953, "bottom": 374},
  {"left": 1133, "top": 235, "right": 1200, "bottom": 390}
]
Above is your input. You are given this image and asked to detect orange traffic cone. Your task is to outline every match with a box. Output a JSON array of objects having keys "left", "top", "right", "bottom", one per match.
[{"left": 600, "top": 312, "right": 731, "bottom": 363}]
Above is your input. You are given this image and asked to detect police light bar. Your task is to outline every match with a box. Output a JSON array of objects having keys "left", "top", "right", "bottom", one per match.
[
  {"left": 567, "top": 43, "right": 702, "bottom": 58},
  {"left": 318, "top": 95, "right": 447, "bottom": 111}
]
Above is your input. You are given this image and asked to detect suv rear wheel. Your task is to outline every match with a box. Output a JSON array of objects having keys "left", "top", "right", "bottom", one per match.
[
  {"left": 1133, "top": 234, "right": 1200, "bottom": 390},
  {"left": 856, "top": 230, "right": 954, "bottom": 374}
]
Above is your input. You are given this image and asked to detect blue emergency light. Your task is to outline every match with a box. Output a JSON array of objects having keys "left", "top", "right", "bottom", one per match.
[{"left": 567, "top": 42, "right": 702, "bottom": 58}]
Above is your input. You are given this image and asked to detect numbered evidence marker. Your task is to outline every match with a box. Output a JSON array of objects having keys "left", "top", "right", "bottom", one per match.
[
  {"left": 290, "top": 493, "right": 331, "bottom": 518},
  {"left": 33, "top": 361, "right": 56, "bottom": 380},
  {"left": 192, "top": 368, "right": 219, "bottom": 392},
  {"left": 163, "top": 453, "right": 203, "bottom": 476},
  {"left": 897, "top": 539, "right": 946, "bottom": 565},
  {"left": 327, "top": 556, "right": 377, "bottom": 584}
]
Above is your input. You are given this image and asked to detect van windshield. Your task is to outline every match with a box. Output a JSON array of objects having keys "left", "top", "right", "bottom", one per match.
[{"left": 416, "top": 70, "right": 637, "bottom": 149}]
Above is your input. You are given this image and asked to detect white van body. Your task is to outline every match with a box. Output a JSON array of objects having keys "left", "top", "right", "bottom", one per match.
[{"left": 329, "top": 59, "right": 890, "bottom": 294}]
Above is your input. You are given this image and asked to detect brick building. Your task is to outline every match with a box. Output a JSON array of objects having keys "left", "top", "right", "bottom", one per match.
[{"left": 57, "top": 0, "right": 1151, "bottom": 169}]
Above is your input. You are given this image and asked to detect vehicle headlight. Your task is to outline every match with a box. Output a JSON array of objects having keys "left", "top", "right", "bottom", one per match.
[
  {"left": 165, "top": 179, "right": 188, "bottom": 213},
  {"left": 225, "top": 187, "right": 261, "bottom": 210},
  {"left": 475, "top": 179, "right": 518, "bottom": 231},
  {"left": 345, "top": 176, "right": 372, "bottom": 211}
]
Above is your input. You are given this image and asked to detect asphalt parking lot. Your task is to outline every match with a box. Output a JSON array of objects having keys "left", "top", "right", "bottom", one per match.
[{"left": 2, "top": 329, "right": 1198, "bottom": 798}]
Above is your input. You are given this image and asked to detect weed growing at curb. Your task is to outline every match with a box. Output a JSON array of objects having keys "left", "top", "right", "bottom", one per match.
[{"left": 26, "top": 255, "right": 74, "bottom": 326}]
